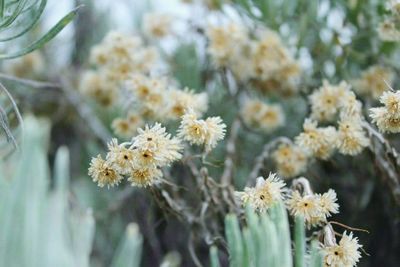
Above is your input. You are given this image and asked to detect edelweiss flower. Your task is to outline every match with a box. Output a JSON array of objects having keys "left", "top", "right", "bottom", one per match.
[
  {"left": 236, "top": 174, "right": 286, "bottom": 212},
  {"left": 272, "top": 143, "right": 308, "bottom": 178},
  {"left": 309, "top": 80, "right": 350, "bottom": 122},
  {"left": 336, "top": 115, "right": 369, "bottom": 156},
  {"left": 106, "top": 139, "right": 135, "bottom": 175},
  {"left": 370, "top": 90, "right": 400, "bottom": 133},
  {"left": 178, "top": 111, "right": 226, "bottom": 152},
  {"left": 133, "top": 123, "right": 183, "bottom": 167},
  {"left": 378, "top": 20, "right": 400, "bottom": 42},
  {"left": 142, "top": 12, "right": 173, "bottom": 38},
  {"left": 128, "top": 166, "right": 163, "bottom": 187},
  {"left": 287, "top": 187, "right": 339, "bottom": 227},
  {"left": 323, "top": 231, "right": 362, "bottom": 267},
  {"left": 241, "top": 98, "right": 285, "bottom": 133},
  {"left": 112, "top": 113, "right": 144, "bottom": 139},
  {"left": 166, "top": 88, "right": 208, "bottom": 120},
  {"left": 295, "top": 119, "right": 337, "bottom": 160},
  {"left": 353, "top": 65, "right": 394, "bottom": 99},
  {"left": 88, "top": 155, "right": 123, "bottom": 187}
]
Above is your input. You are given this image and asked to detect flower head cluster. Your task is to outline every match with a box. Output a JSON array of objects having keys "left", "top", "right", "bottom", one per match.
[
  {"left": 125, "top": 74, "right": 208, "bottom": 122},
  {"left": 287, "top": 188, "right": 339, "bottom": 228},
  {"left": 251, "top": 30, "right": 301, "bottom": 95},
  {"left": 309, "top": 80, "right": 351, "bottom": 122},
  {"left": 88, "top": 123, "right": 182, "bottom": 187},
  {"left": 206, "top": 24, "right": 301, "bottom": 95},
  {"left": 206, "top": 23, "right": 248, "bottom": 68},
  {"left": 142, "top": 12, "right": 173, "bottom": 39},
  {"left": 178, "top": 110, "right": 226, "bottom": 152},
  {"left": 323, "top": 231, "right": 362, "bottom": 267},
  {"left": 241, "top": 98, "right": 285, "bottom": 133},
  {"left": 370, "top": 90, "right": 400, "bottom": 133},
  {"left": 112, "top": 112, "right": 144, "bottom": 139},
  {"left": 295, "top": 119, "right": 338, "bottom": 160},
  {"left": 378, "top": 20, "right": 400, "bottom": 41},
  {"left": 352, "top": 65, "right": 394, "bottom": 99},
  {"left": 272, "top": 143, "right": 308, "bottom": 178},
  {"left": 80, "top": 31, "right": 159, "bottom": 107},
  {"left": 336, "top": 114, "right": 370, "bottom": 155},
  {"left": 236, "top": 174, "right": 286, "bottom": 212},
  {"left": 4, "top": 51, "right": 45, "bottom": 78}
]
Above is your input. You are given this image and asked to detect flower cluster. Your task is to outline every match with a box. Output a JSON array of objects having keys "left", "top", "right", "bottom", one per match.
[
  {"left": 352, "top": 65, "right": 394, "bottom": 99},
  {"left": 322, "top": 230, "right": 362, "bottom": 267},
  {"left": 178, "top": 110, "right": 226, "bottom": 152},
  {"left": 272, "top": 143, "right": 308, "bottom": 178},
  {"left": 206, "top": 24, "right": 301, "bottom": 95},
  {"left": 80, "top": 31, "right": 159, "bottom": 107},
  {"left": 125, "top": 74, "right": 208, "bottom": 122},
  {"left": 309, "top": 80, "right": 352, "bottom": 122},
  {"left": 241, "top": 98, "right": 285, "bottom": 133},
  {"left": 4, "top": 51, "right": 45, "bottom": 78},
  {"left": 287, "top": 185, "right": 339, "bottom": 228},
  {"left": 370, "top": 90, "right": 400, "bottom": 133},
  {"left": 235, "top": 174, "right": 286, "bottom": 212},
  {"left": 142, "top": 12, "right": 173, "bottom": 39},
  {"left": 295, "top": 119, "right": 338, "bottom": 160},
  {"left": 88, "top": 123, "right": 182, "bottom": 188},
  {"left": 378, "top": 1, "right": 400, "bottom": 42}
]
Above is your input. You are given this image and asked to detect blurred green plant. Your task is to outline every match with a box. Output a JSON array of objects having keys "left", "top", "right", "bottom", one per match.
[
  {"left": 0, "top": 116, "right": 142, "bottom": 267},
  {"left": 0, "top": 0, "right": 80, "bottom": 59},
  {"left": 210, "top": 203, "right": 323, "bottom": 267}
]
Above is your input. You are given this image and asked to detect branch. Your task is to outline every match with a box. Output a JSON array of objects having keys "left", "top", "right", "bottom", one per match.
[
  {"left": 220, "top": 118, "right": 241, "bottom": 185},
  {"left": 59, "top": 76, "right": 112, "bottom": 145},
  {"left": 0, "top": 72, "right": 62, "bottom": 89}
]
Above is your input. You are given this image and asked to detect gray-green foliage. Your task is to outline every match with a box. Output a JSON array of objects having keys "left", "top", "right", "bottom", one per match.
[
  {"left": 0, "top": 0, "right": 80, "bottom": 59},
  {"left": 211, "top": 203, "right": 323, "bottom": 267},
  {"left": 0, "top": 116, "right": 143, "bottom": 267}
]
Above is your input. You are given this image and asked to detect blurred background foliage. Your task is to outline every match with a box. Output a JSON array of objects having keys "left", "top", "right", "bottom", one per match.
[{"left": 0, "top": 0, "right": 400, "bottom": 266}]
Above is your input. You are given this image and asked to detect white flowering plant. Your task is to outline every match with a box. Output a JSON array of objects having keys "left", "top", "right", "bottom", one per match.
[{"left": 1, "top": 0, "right": 400, "bottom": 266}]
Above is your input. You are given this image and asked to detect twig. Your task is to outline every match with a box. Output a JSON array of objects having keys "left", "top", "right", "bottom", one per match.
[
  {"left": 0, "top": 81, "right": 24, "bottom": 153},
  {"left": 220, "top": 118, "right": 241, "bottom": 185},
  {"left": 60, "top": 76, "right": 112, "bottom": 145},
  {"left": 0, "top": 73, "right": 62, "bottom": 89}
]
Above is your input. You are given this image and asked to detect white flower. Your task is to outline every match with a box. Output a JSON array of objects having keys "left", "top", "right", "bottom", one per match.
[
  {"left": 323, "top": 231, "right": 362, "bottom": 267},
  {"left": 236, "top": 173, "right": 286, "bottom": 212}
]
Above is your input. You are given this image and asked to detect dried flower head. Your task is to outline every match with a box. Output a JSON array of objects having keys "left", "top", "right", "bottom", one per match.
[
  {"left": 272, "top": 143, "right": 308, "bottom": 178},
  {"left": 370, "top": 90, "right": 400, "bottom": 133},
  {"left": 88, "top": 155, "right": 123, "bottom": 188},
  {"left": 336, "top": 115, "right": 369, "bottom": 155},
  {"left": 142, "top": 12, "right": 173, "bottom": 38},
  {"left": 241, "top": 98, "right": 285, "bottom": 133},
  {"left": 128, "top": 166, "right": 163, "bottom": 187},
  {"left": 323, "top": 231, "right": 362, "bottom": 267},
  {"left": 295, "top": 119, "right": 337, "bottom": 160},
  {"left": 378, "top": 20, "right": 400, "bottom": 42},
  {"left": 353, "top": 65, "right": 394, "bottom": 99},
  {"left": 236, "top": 174, "right": 286, "bottom": 212},
  {"left": 178, "top": 111, "right": 226, "bottom": 152},
  {"left": 133, "top": 123, "right": 183, "bottom": 167},
  {"left": 287, "top": 186, "right": 339, "bottom": 227},
  {"left": 309, "top": 80, "right": 350, "bottom": 122}
]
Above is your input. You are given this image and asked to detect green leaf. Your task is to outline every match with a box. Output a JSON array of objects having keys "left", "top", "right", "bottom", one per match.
[
  {"left": 0, "top": 5, "right": 82, "bottom": 60},
  {"left": 110, "top": 223, "right": 143, "bottom": 267},
  {"left": 0, "top": 0, "right": 28, "bottom": 28},
  {"left": 225, "top": 214, "right": 244, "bottom": 267},
  {"left": 294, "top": 216, "right": 306, "bottom": 267},
  {"left": 210, "top": 246, "right": 221, "bottom": 267},
  {"left": 0, "top": 0, "right": 47, "bottom": 41},
  {"left": 309, "top": 240, "right": 323, "bottom": 267}
]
